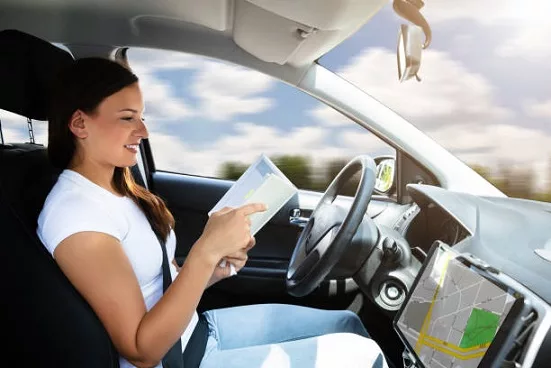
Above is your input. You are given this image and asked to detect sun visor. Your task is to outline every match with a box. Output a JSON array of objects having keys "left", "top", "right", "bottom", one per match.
[{"left": 233, "top": 0, "right": 387, "bottom": 66}]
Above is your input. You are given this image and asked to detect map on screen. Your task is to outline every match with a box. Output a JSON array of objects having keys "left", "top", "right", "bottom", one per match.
[{"left": 396, "top": 244, "right": 516, "bottom": 368}]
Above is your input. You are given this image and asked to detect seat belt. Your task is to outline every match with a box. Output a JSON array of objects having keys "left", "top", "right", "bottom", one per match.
[
  {"left": 26, "top": 118, "right": 35, "bottom": 144},
  {"left": 155, "top": 231, "right": 184, "bottom": 368},
  {"left": 0, "top": 117, "right": 4, "bottom": 144},
  {"left": 130, "top": 164, "right": 147, "bottom": 188}
]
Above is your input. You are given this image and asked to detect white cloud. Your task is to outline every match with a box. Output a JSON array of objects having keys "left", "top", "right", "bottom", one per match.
[
  {"left": 422, "top": 0, "right": 551, "bottom": 60},
  {"left": 129, "top": 49, "right": 276, "bottom": 123},
  {"left": 149, "top": 123, "right": 325, "bottom": 177},
  {"left": 312, "top": 46, "right": 513, "bottom": 128},
  {"left": 139, "top": 72, "right": 195, "bottom": 120},
  {"left": 525, "top": 98, "right": 551, "bottom": 118},
  {"left": 0, "top": 109, "right": 26, "bottom": 129},
  {"left": 148, "top": 121, "right": 389, "bottom": 179},
  {"left": 190, "top": 61, "right": 275, "bottom": 121},
  {"left": 428, "top": 123, "right": 551, "bottom": 190},
  {"left": 339, "top": 130, "right": 392, "bottom": 155},
  {"left": 331, "top": 48, "right": 512, "bottom": 131},
  {"left": 127, "top": 48, "right": 198, "bottom": 121},
  {"left": 309, "top": 105, "right": 352, "bottom": 127},
  {"left": 423, "top": 0, "right": 532, "bottom": 24},
  {"left": 317, "top": 46, "right": 551, "bottom": 189},
  {"left": 496, "top": 21, "right": 551, "bottom": 61},
  {"left": 1, "top": 127, "right": 27, "bottom": 144},
  {"left": 0, "top": 110, "right": 48, "bottom": 144},
  {"left": 128, "top": 48, "right": 200, "bottom": 75}
]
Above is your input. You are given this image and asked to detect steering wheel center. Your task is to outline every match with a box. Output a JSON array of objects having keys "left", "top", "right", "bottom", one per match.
[
  {"left": 286, "top": 155, "right": 378, "bottom": 297},
  {"left": 305, "top": 203, "right": 344, "bottom": 254}
]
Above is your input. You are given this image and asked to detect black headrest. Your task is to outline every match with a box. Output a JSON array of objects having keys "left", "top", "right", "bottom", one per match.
[{"left": 0, "top": 29, "right": 74, "bottom": 120}]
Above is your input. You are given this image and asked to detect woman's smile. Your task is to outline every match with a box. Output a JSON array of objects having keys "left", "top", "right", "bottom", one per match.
[{"left": 124, "top": 144, "right": 139, "bottom": 154}]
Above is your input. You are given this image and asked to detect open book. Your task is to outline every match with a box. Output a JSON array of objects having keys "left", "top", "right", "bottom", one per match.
[{"left": 209, "top": 154, "right": 298, "bottom": 236}]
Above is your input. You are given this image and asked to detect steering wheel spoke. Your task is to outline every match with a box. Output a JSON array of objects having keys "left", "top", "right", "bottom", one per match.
[{"left": 288, "top": 227, "right": 335, "bottom": 281}]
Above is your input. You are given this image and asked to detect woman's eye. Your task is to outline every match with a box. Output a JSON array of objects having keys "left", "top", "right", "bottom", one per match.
[{"left": 121, "top": 117, "right": 134, "bottom": 122}]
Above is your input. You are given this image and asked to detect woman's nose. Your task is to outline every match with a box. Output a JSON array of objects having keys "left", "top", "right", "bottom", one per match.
[{"left": 136, "top": 119, "right": 149, "bottom": 139}]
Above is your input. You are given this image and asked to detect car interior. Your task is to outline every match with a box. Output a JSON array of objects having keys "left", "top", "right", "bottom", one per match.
[
  {"left": 2, "top": 1, "right": 551, "bottom": 368},
  {"left": 0, "top": 28, "right": 403, "bottom": 367}
]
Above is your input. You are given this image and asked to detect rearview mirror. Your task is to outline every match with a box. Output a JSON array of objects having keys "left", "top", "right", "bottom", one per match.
[
  {"left": 393, "top": 0, "right": 432, "bottom": 83},
  {"left": 397, "top": 24, "right": 424, "bottom": 82},
  {"left": 374, "top": 157, "right": 396, "bottom": 194}
]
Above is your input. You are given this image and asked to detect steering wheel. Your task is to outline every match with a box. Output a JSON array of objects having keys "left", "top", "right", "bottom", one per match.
[{"left": 286, "top": 155, "right": 377, "bottom": 297}]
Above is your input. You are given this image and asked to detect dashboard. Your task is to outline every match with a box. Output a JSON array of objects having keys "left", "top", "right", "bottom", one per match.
[
  {"left": 343, "top": 181, "right": 551, "bottom": 367},
  {"left": 385, "top": 184, "right": 551, "bottom": 368},
  {"left": 404, "top": 202, "right": 470, "bottom": 254},
  {"left": 387, "top": 196, "right": 471, "bottom": 262},
  {"left": 395, "top": 241, "right": 527, "bottom": 368}
]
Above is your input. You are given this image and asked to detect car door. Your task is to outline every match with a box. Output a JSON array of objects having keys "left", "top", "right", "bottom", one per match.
[{"left": 127, "top": 47, "right": 397, "bottom": 311}]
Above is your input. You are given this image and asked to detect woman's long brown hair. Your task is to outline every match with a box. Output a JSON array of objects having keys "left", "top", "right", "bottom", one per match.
[{"left": 48, "top": 57, "right": 174, "bottom": 240}]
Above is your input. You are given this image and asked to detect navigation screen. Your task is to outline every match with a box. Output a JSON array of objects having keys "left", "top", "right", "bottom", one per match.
[{"left": 395, "top": 243, "right": 517, "bottom": 368}]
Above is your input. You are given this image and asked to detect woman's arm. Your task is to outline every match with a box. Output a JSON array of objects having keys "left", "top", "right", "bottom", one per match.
[
  {"left": 53, "top": 203, "right": 264, "bottom": 367},
  {"left": 54, "top": 232, "right": 215, "bottom": 367}
]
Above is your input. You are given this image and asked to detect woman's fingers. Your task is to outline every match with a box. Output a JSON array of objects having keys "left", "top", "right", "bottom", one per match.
[
  {"left": 225, "top": 250, "right": 248, "bottom": 261},
  {"left": 225, "top": 254, "right": 248, "bottom": 271},
  {"left": 238, "top": 203, "right": 267, "bottom": 216},
  {"left": 198, "top": 204, "right": 263, "bottom": 263},
  {"left": 212, "top": 206, "right": 234, "bottom": 216},
  {"left": 246, "top": 236, "right": 256, "bottom": 250}
]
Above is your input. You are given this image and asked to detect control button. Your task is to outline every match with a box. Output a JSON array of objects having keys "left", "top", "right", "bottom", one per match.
[
  {"left": 376, "top": 280, "right": 406, "bottom": 310},
  {"left": 386, "top": 285, "right": 400, "bottom": 300},
  {"left": 382, "top": 237, "right": 401, "bottom": 264},
  {"left": 382, "top": 237, "right": 397, "bottom": 254}
]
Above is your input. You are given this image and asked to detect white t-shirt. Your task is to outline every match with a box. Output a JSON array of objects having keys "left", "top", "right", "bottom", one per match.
[{"left": 37, "top": 169, "right": 198, "bottom": 368}]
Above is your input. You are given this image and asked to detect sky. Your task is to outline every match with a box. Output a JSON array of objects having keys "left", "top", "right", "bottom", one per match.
[{"left": 1, "top": 0, "right": 550, "bottom": 189}]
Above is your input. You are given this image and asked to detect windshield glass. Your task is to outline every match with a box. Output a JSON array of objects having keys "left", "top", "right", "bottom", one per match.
[{"left": 319, "top": 0, "right": 551, "bottom": 201}]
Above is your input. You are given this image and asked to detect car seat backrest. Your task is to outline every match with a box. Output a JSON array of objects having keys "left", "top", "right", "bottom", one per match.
[{"left": 0, "top": 29, "right": 119, "bottom": 367}]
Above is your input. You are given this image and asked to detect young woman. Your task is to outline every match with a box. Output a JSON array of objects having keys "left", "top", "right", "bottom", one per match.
[{"left": 37, "top": 57, "right": 388, "bottom": 368}]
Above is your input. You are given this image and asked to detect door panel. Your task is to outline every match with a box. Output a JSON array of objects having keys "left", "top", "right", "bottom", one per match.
[
  {"left": 152, "top": 171, "right": 301, "bottom": 262},
  {"left": 151, "top": 170, "right": 391, "bottom": 310}
]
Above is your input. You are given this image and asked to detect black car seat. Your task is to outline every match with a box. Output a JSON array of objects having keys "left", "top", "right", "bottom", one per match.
[{"left": 0, "top": 29, "right": 120, "bottom": 367}]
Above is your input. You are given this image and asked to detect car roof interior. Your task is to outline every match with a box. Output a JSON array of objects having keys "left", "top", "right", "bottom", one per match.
[{"left": 0, "top": 0, "right": 388, "bottom": 83}]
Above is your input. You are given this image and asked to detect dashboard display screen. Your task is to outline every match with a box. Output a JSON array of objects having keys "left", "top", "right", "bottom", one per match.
[{"left": 395, "top": 242, "right": 517, "bottom": 368}]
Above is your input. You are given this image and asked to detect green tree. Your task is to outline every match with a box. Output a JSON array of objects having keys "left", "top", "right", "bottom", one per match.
[
  {"left": 494, "top": 163, "right": 534, "bottom": 200},
  {"left": 322, "top": 158, "right": 359, "bottom": 196},
  {"left": 272, "top": 155, "right": 313, "bottom": 189},
  {"left": 469, "top": 163, "right": 544, "bottom": 202},
  {"left": 218, "top": 161, "right": 248, "bottom": 180},
  {"left": 471, "top": 164, "right": 492, "bottom": 180}
]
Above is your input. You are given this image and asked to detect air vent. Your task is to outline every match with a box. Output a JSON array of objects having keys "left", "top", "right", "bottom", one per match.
[{"left": 501, "top": 310, "right": 538, "bottom": 367}]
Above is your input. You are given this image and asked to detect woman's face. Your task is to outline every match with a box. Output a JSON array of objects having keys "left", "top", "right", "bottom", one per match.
[{"left": 74, "top": 82, "right": 148, "bottom": 169}]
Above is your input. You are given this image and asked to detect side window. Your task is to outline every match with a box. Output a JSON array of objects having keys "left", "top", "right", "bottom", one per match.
[
  {"left": 127, "top": 48, "right": 394, "bottom": 192},
  {"left": 0, "top": 109, "right": 48, "bottom": 145}
]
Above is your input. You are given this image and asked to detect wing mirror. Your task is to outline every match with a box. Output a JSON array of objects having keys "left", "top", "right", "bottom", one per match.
[
  {"left": 374, "top": 156, "right": 396, "bottom": 195},
  {"left": 393, "top": 0, "right": 432, "bottom": 82}
]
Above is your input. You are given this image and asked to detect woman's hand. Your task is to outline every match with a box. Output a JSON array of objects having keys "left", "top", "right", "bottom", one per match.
[
  {"left": 192, "top": 203, "right": 266, "bottom": 268},
  {"left": 207, "top": 237, "right": 256, "bottom": 288}
]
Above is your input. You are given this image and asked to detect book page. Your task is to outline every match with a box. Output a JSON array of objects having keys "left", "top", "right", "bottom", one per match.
[
  {"left": 209, "top": 154, "right": 296, "bottom": 220},
  {"left": 244, "top": 173, "right": 298, "bottom": 235}
]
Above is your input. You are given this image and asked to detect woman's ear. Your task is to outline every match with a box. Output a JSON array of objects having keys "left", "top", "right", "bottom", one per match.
[{"left": 68, "top": 110, "right": 88, "bottom": 139}]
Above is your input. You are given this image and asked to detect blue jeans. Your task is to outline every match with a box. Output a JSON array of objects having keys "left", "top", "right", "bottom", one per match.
[{"left": 199, "top": 303, "right": 388, "bottom": 368}]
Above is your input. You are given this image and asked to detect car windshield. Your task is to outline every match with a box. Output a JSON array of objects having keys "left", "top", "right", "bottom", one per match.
[{"left": 319, "top": 0, "right": 551, "bottom": 202}]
